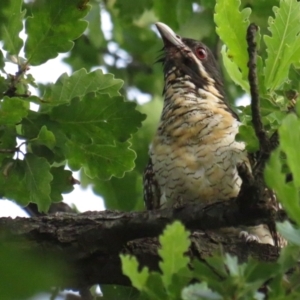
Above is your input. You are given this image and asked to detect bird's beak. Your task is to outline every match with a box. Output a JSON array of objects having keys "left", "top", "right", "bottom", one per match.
[{"left": 155, "top": 22, "right": 184, "bottom": 47}]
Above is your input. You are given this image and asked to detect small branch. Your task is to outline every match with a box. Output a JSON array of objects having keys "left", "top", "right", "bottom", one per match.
[
  {"left": 3, "top": 61, "right": 30, "bottom": 98},
  {"left": 246, "top": 24, "right": 269, "bottom": 152},
  {"left": 0, "top": 141, "right": 27, "bottom": 155},
  {"left": 0, "top": 148, "right": 17, "bottom": 153}
]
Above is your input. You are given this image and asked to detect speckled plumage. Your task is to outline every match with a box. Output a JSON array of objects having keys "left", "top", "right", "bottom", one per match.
[
  {"left": 151, "top": 70, "right": 247, "bottom": 207},
  {"left": 144, "top": 22, "right": 276, "bottom": 245}
]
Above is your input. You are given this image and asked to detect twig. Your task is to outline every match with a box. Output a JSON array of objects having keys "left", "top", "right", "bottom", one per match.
[
  {"left": 246, "top": 23, "right": 269, "bottom": 152},
  {"left": 0, "top": 148, "right": 17, "bottom": 153},
  {"left": 3, "top": 62, "right": 30, "bottom": 98}
]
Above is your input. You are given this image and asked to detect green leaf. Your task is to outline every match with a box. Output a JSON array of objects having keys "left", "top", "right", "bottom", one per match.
[
  {"left": 224, "top": 254, "right": 241, "bottom": 277},
  {"left": 86, "top": 3, "right": 105, "bottom": 49},
  {"left": 50, "top": 94, "right": 145, "bottom": 144},
  {"left": 0, "top": 50, "right": 4, "bottom": 71},
  {"left": 0, "top": 97, "right": 28, "bottom": 125},
  {"left": 0, "top": 159, "right": 28, "bottom": 204},
  {"left": 67, "top": 140, "right": 136, "bottom": 180},
  {"left": 193, "top": 260, "right": 222, "bottom": 283},
  {"left": 0, "top": 154, "right": 53, "bottom": 212},
  {"left": 48, "top": 95, "right": 145, "bottom": 179},
  {"left": 278, "top": 244, "right": 300, "bottom": 270},
  {"left": 25, "top": 0, "right": 90, "bottom": 65},
  {"left": 0, "top": 126, "right": 16, "bottom": 164},
  {"left": 92, "top": 170, "right": 143, "bottom": 211},
  {"left": 115, "top": 0, "right": 153, "bottom": 23},
  {"left": 277, "top": 221, "right": 300, "bottom": 245},
  {"left": 158, "top": 221, "right": 190, "bottom": 288},
  {"left": 21, "top": 111, "right": 68, "bottom": 163},
  {"left": 278, "top": 113, "right": 300, "bottom": 187},
  {"left": 264, "top": 0, "right": 300, "bottom": 91},
  {"left": 43, "top": 69, "right": 123, "bottom": 106},
  {"left": 0, "top": 0, "right": 25, "bottom": 55},
  {"left": 264, "top": 148, "right": 300, "bottom": 224},
  {"left": 182, "top": 283, "right": 222, "bottom": 300},
  {"left": 244, "top": 259, "right": 279, "bottom": 283},
  {"left": 236, "top": 124, "right": 259, "bottom": 152},
  {"left": 120, "top": 255, "right": 149, "bottom": 291},
  {"left": 0, "top": 244, "right": 64, "bottom": 300},
  {"left": 204, "top": 256, "right": 228, "bottom": 279},
  {"left": 100, "top": 285, "right": 140, "bottom": 300},
  {"left": 176, "top": 0, "right": 194, "bottom": 25},
  {"left": 268, "top": 275, "right": 285, "bottom": 299},
  {"left": 0, "top": 74, "right": 7, "bottom": 96},
  {"left": 214, "top": 0, "right": 251, "bottom": 80},
  {"left": 63, "top": 35, "right": 101, "bottom": 71},
  {"left": 144, "top": 273, "right": 169, "bottom": 299},
  {"left": 24, "top": 153, "right": 52, "bottom": 212},
  {"left": 31, "top": 125, "right": 56, "bottom": 150},
  {"left": 50, "top": 167, "right": 74, "bottom": 202},
  {"left": 221, "top": 46, "right": 249, "bottom": 92},
  {"left": 153, "top": 0, "right": 179, "bottom": 29}
]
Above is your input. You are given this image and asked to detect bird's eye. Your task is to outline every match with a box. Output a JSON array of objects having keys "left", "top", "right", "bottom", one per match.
[{"left": 195, "top": 47, "right": 207, "bottom": 60}]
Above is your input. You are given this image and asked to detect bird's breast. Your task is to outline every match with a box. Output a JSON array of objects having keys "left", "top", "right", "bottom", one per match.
[{"left": 150, "top": 93, "right": 248, "bottom": 207}]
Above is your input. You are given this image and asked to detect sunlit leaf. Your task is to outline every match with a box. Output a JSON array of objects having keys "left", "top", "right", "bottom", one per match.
[
  {"left": 221, "top": 46, "right": 249, "bottom": 92},
  {"left": 120, "top": 255, "right": 149, "bottom": 291},
  {"left": 264, "top": 0, "right": 300, "bottom": 90},
  {"left": 215, "top": 0, "right": 251, "bottom": 80},
  {"left": 158, "top": 221, "right": 190, "bottom": 288}
]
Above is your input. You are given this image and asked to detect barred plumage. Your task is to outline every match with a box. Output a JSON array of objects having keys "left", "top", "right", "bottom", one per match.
[{"left": 143, "top": 22, "right": 278, "bottom": 246}]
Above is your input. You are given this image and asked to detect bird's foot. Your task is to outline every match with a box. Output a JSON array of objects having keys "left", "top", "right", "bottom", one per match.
[{"left": 239, "top": 230, "right": 261, "bottom": 243}]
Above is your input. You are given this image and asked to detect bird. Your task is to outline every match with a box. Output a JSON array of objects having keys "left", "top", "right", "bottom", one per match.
[{"left": 143, "top": 22, "right": 275, "bottom": 245}]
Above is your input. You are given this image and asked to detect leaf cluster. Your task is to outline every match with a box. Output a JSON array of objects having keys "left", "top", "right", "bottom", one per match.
[
  {"left": 214, "top": 0, "right": 300, "bottom": 152},
  {"left": 122, "top": 221, "right": 300, "bottom": 300},
  {"left": 1, "top": 0, "right": 300, "bottom": 299},
  {"left": 0, "top": 0, "right": 145, "bottom": 212}
]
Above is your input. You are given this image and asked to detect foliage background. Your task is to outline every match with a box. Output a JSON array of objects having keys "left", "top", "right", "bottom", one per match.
[{"left": 1, "top": 0, "right": 300, "bottom": 299}]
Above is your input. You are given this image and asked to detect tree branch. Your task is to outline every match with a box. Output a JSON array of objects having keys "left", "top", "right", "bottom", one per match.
[
  {"left": 247, "top": 23, "right": 269, "bottom": 152},
  {"left": 0, "top": 199, "right": 285, "bottom": 289}
]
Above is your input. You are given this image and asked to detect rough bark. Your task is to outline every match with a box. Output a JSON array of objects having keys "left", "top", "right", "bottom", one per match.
[{"left": 0, "top": 200, "right": 283, "bottom": 290}]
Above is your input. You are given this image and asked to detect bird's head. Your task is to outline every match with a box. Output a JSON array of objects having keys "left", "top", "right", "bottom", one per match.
[{"left": 155, "top": 22, "right": 224, "bottom": 99}]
